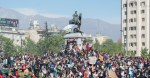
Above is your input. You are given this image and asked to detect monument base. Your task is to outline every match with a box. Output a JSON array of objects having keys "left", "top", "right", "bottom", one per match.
[{"left": 64, "top": 33, "right": 91, "bottom": 50}]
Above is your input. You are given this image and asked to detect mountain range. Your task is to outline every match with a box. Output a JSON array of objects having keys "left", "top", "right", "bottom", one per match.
[{"left": 0, "top": 7, "right": 121, "bottom": 42}]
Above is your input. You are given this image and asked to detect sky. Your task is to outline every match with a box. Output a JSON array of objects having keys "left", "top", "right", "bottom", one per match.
[{"left": 0, "top": 0, "right": 121, "bottom": 24}]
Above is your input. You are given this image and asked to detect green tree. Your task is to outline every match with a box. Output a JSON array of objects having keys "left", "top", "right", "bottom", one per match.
[
  {"left": 58, "top": 30, "right": 66, "bottom": 36},
  {"left": 37, "top": 34, "right": 65, "bottom": 54},
  {"left": 86, "top": 38, "right": 93, "bottom": 44},
  {"left": 47, "top": 34, "right": 64, "bottom": 53},
  {"left": 127, "top": 50, "right": 135, "bottom": 57},
  {"left": 22, "top": 37, "right": 37, "bottom": 55},
  {"left": 100, "top": 39, "right": 124, "bottom": 56},
  {"left": 93, "top": 40, "right": 100, "bottom": 50},
  {"left": 0, "top": 35, "right": 17, "bottom": 56},
  {"left": 141, "top": 47, "right": 149, "bottom": 58}
]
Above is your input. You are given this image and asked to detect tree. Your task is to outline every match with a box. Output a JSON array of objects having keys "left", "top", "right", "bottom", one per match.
[
  {"left": 93, "top": 40, "right": 100, "bottom": 50},
  {"left": 127, "top": 50, "right": 135, "bottom": 57},
  {"left": 141, "top": 47, "right": 149, "bottom": 58},
  {"left": 37, "top": 34, "right": 65, "bottom": 54},
  {"left": 99, "top": 39, "right": 124, "bottom": 56},
  {"left": 116, "top": 37, "right": 121, "bottom": 44},
  {"left": 58, "top": 30, "right": 67, "bottom": 36},
  {"left": 47, "top": 34, "right": 64, "bottom": 53},
  {"left": 86, "top": 38, "right": 93, "bottom": 44},
  {"left": 22, "top": 37, "right": 37, "bottom": 55},
  {"left": 0, "top": 35, "right": 17, "bottom": 56}
]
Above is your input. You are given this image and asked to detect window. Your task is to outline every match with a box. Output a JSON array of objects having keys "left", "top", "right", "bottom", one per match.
[
  {"left": 131, "top": 27, "right": 133, "bottom": 30},
  {"left": 125, "top": 4, "right": 127, "bottom": 7},
  {"left": 134, "top": 2, "right": 137, "bottom": 6},
  {"left": 123, "top": 4, "right": 127, "bottom": 8},
  {"left": 134, "top": 42, "right": 136, "bottom": 46},
  {"left": 142, "top": 42, "right": 145, "bottom": 46},
  {"left": 131, "top": 3, "right": 133, "bottom": 7},
  {"left": 141, "top": 10, "right": 145, "bottom": 14},
  {"left": 124, "top": 35, "right": 127, "bottom": 39},
  {"left": 130, "top": 35, "right": 133, "bottom": 38},
  {"left": 124, "top": 43, "right": 126, "bottom": 46},
  {"left": 142, "top": 2, "right": 145, "bottom": 6},
  {"left": 123, "top": 19, "right": 127, "bottom": 23},
  {"left": 131, "top": 11, "right": 133, "bottom": 14},
  {"left": 131, "top": 43, "right": 133, "bottom": 46},
  {"left": 142, "top": 26, "right": 145, "bottom": 30},
  {"left": 125, "top": 11, "right": 127, "bottom": 15},
  {"left": 142, "top": 18, "right": 145, "bottom": 22},
  {"left": 134, "top": 34, "right": 136, "bottom": 38},
  {"left": 130, "top": 19, "right": 133, "bottom": 22},
  {"left": 134, "top": 10, "right": 136, "bottom": 14},
  {"left": 134, "top": 51, "right": 136, "bottom": 54},
  {"left": 142, "top": 34, "right": 145, "bottom": 38},
  {"left": 134, "top": 18, "right": 136, "bottom": 22},
  {"left": 125, "top": 27, "right": 127, "bottom": 31},
  {"left": 134, "top": 27, "right": 136, "bottom": 30}
]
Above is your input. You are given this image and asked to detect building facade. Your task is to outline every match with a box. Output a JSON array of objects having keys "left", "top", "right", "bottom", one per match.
[
  {"left": 92, "top": 33, "right": 110, "bottom": 44},
  {"left": 121, "top": 0, "right": 150, "bottom": 56}
]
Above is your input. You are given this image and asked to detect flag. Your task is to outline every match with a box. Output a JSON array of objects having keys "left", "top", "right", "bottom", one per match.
[
  {"left": 63, "top": 24, "right": 75, "bottom": 32},
  {"left": 86, "top": 43, "right": 92, "bottom": 50}
]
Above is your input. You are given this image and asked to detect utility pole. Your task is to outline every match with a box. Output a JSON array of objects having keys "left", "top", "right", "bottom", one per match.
[
  {"left": 45, "top": 21, "right": 48, "bottom": 38},
  {"left": 42, "top": 21, "right": 54, "bottom": 39},
  {"left": 18, "top": 32, "right": 24, "bottom": 55}
]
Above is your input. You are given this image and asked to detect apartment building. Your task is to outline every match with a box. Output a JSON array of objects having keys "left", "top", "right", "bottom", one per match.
[{"left": 121, "top": 0, "right": 150, "bottom": 56}]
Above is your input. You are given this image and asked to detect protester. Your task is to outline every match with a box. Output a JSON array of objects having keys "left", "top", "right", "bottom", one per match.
[{"left": 0, "top": 40, "right": 150, "bottom": 78}]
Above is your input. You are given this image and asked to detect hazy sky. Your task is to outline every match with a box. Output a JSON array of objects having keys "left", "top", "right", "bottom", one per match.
[{"left": 0, "top": 0, "right": 121, "bottom": 24}]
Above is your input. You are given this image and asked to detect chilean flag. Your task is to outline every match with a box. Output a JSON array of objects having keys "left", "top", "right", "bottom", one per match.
[{"left": 86, "top": 43, "right": 92, "bottom": 50}]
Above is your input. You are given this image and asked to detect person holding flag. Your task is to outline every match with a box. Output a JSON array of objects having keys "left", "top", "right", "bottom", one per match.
[{"left": 86, "top": 43, "right": 92, "bottom": 50}]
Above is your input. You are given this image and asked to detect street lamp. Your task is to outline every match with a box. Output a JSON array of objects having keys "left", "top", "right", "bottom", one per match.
[
  {"left": 18, "top": 32, "right": 25, "bottom": 55},
  {"left": 120, "top": 30, "right": 127, "bottom": 55}
]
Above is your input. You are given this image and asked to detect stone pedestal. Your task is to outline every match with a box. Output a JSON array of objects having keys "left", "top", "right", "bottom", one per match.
[{"left": 64, "top": 33, "right": 91, "bottom": 50}]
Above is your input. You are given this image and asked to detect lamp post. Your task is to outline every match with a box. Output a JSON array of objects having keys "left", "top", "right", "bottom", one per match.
[
  {"left": 18, "top": 32, "right": 25, "bottom": 55},
  {"left": 120, "top": 30, "right": 126, "bottom": 55}
]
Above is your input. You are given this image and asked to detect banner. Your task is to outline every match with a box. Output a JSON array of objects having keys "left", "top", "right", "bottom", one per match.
[
  {"left": 63, "top": 24, "right": 74, "bottom": 32},
  {"left": 0, "top": 18, "right": 19, "bottom": 27},
  {"left": 89, "top": 56, "right": 97, "bottom": 64}
]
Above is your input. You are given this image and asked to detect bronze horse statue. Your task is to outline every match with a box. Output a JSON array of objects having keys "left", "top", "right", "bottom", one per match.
[{"left": 69, "top": 11, "right": 82, "bottom": 30}]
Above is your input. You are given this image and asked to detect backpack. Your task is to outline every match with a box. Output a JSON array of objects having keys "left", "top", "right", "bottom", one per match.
[
  {"left": 115, "top": 69, "right": 119, "bottom": 77},
  {"left": 50, "top": 68, "right": 54, "bottom": 72}
]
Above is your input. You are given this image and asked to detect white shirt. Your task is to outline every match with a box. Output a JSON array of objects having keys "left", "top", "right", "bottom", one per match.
[
  {"left": 93, "top": 73, "right": 98, "bottom": 78},
  {"left": 140, "top": 64, "right": 143, "bottom": 69},
  {"left": 121, "top": 71, "right": 125, "bottom": 78},
  {"left": 128, "top": 61, "right": 131, "bottom": 65},
  {"left": 129, "top": 67, "right": 132, "bottom": 74},
  {"left": 11, "top": 57, "right": 13, "bottom": 60}
]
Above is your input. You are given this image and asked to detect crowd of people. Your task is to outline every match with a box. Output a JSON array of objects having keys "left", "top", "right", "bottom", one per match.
[{"left": 0, "top": 41, "right": 150, "bottom": 78}]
